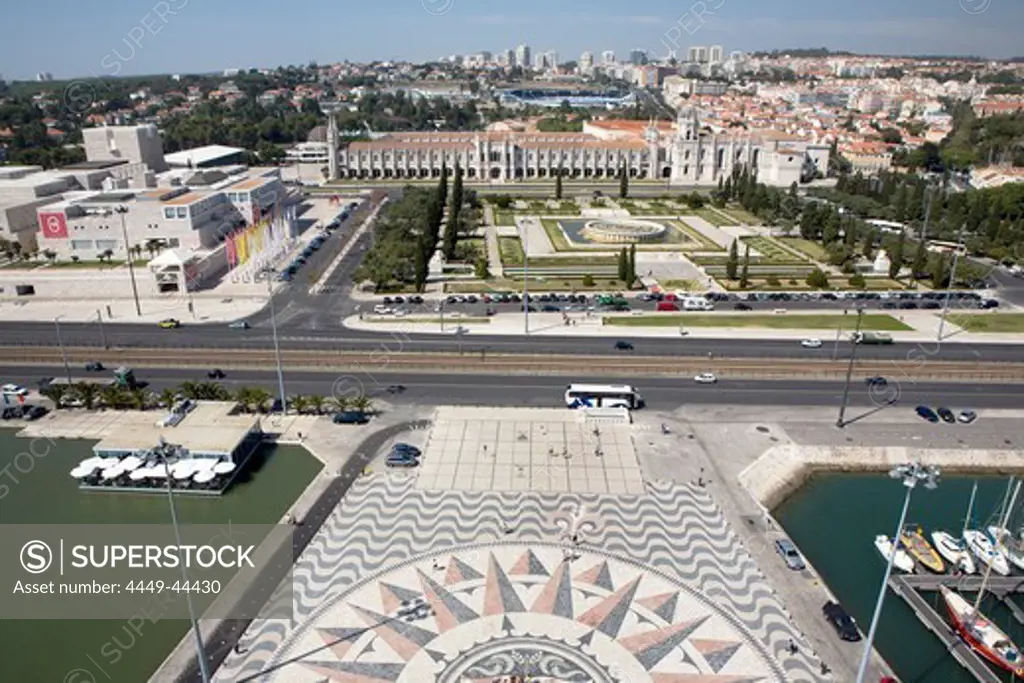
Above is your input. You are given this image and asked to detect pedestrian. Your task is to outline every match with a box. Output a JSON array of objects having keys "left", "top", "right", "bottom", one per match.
[{"left": 788, "top": 639, "right": 798, "bottom": 654}]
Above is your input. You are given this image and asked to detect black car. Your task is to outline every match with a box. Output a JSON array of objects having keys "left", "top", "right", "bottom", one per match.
[
  {"left": 207, "top": 369, "right": 226, "bottom": 379},
  {"left": 541, "top": 305, "right": 560, "bottom": 312},
  {"left": 734, "top": 303, "right": 753, "bottom": 311},
  {"left": 387, "top": 384, "right": 406, "bottom": 394},
  {"left": 937, "top": 406, "right": 956, "bottom": 423},
  {"left": 615, "top": 341, "right": 634, "bottom": 351},
  {"left": 916, "top": 405, "right": 940, "bottom": 423},
  {"left": 85, "top": 361, "right": 104, "bottom": 372},
  {"left": 981, "top": 299, "right": 1000, "bottom": 309},
  {"left": 24, "top": 405, "right": 48, "bottom": 421},
  {"left": 865, "top": 376, "right": 887, "bottom": 386},
  {"left": 822, "top": 601, "right": 861, "bottom": 642},
  {"left": 333, "top": 411, "right": 369, "bottom": 424}
]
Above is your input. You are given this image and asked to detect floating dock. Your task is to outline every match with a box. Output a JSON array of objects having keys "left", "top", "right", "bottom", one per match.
[{"left": 888, "top": 574, "right": 1024, "bottom": 683}]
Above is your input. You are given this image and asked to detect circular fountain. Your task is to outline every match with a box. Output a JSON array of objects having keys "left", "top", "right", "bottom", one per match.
[{"left": 579, "top": 218, "right": 667, "bottom": 244}]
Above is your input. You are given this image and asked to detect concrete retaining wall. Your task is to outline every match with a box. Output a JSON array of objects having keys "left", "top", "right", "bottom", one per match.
[{"left": 739, "top": 444, "right": 1024, "bottom": 511}]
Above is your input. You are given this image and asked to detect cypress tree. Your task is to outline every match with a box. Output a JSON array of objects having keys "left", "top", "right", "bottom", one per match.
[
  {"left": 617, "top": 248, "right": 628, "bottom": 282},
  {"left": 739, "top": 245, "right": 750, "bottom": 289},
  {"left": 555, "top": 169, "right": 563, "bottom": 200},
  {"left": 726, "top": 239, "right": 739, "bottom": 279},
  {"left": 888, "top": 233, "right": 905, "bottom": 279},
  {"left": 619, "top": 165, "right": 629, "bottom": 199},
  {"left": 628, "top": 243, "right": 637, "bottom": 286}
]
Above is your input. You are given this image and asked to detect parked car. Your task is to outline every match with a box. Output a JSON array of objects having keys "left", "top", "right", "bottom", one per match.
[
  {"left": 158, "top": 318, "right": 180, "bottom": 329},
  {"left": 391, "top": 443, "right": 422, "bottom": 457},
  {"left": 614, "top": 341, "right": 634, "bottom": 351},
  {"left": 958, "top": 410, "right": 978, "bottom": 424},
  {"left": 24, "top": 405, "right": 48, "bottom": 421},
  {"left": 386, "top": 454, "right": 418, "bottom": 468},
  {"left": 333, "top": 411, "right": 369, "bottom": 425},
  {"left": 937, "top": 406, "right": 956, "bottom": 424},
  {"left": 822, "top": 601, "right": 862, "bottom": 642},
  {"left": 85, "top": 361, "right": 104, "bottom": 372},
  {"left": 774, "top": 538, "right": 806, "bottom": 570},
  {"left": 694, "top": 373, "right": 717, "bottom": 384},
  {"left": 734, "top": 303, "right": 753, "bottom": 311},
  {"left": 915, "top": 405, "right": 940, "bottom": 423}
]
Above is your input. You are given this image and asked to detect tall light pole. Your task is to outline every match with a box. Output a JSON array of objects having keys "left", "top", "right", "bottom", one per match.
[
  {"left": 54, "top": 315, "right": 72, "bottom": 384},
  {"left": 96, "top": 309, "right": 108, "bottom": 349},
  {"left": 259, "top": 269, "right": 287, "bottom": 415},
  {"left": 855, "top": 462, "right": 940, "bottom": 683},
  {"left": 523, "top": 219, "right": 530, "bottom": 335},
  {"left": 155, "top": 438, "right": 211, "bottom": 682},
  {"left": 115, "top": 205, "right": 142, "bottom": 317},
  {"left": 836, "top": 307, "right": 865, "bottom": 428},
  {"left": 936, "top": 223, "right": 966, "bottom": 345}
]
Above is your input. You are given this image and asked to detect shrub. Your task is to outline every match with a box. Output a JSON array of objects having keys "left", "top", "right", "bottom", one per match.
[
  {"left": 765, "top": 275, "right": 781, "bottom": 286},
  {"left": 788, "top": 278, "right": 798, "bottom": 285},
  {"left": 848, "top": 273, "right": 866, "bottom": 288},
  {"left": 492, "top": 195, "right": 513, "bottom": 209},
  {"left": 805, "top": 268, "right": 830, "bottom": 289},
  {"left": 582, "top": 274, "right": 595, "bottom": 287}
]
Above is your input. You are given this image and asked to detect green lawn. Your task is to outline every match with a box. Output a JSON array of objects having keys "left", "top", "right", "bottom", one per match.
[
  {"left": 741, "top": 236, "right": 811, "bottom": 263},
  {"left": 540, "top": 219, "right": 572, "bottom": 250},
  {"left": 668, "top": 220, "right": 724, "bottom": 251},
  {"left": 721, "top": 205, "right": 761, "bottom": 225},
  {"left": 691, "top": 208, "right": 733, "bottom": 227},
  {"left": 526, "top": 256, "right": 618, "bottom": 267},
  {"left": 499, "top": 237, "right": 524, "bottom": 265},
  {"left": 447, "top": 277, "right": 632, "bottom": 293},
  {"left": 778, "top": 237, "right": 831, "bottom": 262},
  {"left": 493, "top": 209, "right": 517, "bottom": 226},
  {"left": 658, "top": 279, "right": 699, "bottom": 291},
  {"left": 604, "top": 313, "right": 912, "bottom": 330},
  {"left": 946, "top": 314, "right": 1024, "bottom": 333}
]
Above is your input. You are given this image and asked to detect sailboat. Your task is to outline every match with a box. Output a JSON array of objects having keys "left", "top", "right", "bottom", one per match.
[
  {"left": 941, "top": 586, "right": 1024, "bottom": 678},
  {"left": 988, "top": 526, "right": 1024, "bottom": 573},
  {"left": 943, "top": 479, "right": 1024, "bottom": 679},
  {"left": 931, "top": 531, "right": 976, "bottom": 574},
  {"left": 964, "top": 529, "right": 1011, "bottom": 576},
  {"left": 874, "top": 535, "right": 916, "bottom": 573},
  {"left": 899, "top": 527, "right": 945, "bottom": 573}
]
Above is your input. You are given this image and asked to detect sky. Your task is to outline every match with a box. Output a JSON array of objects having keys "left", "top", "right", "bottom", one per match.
[{"left": 2, "top": 0, "right": 1022, "bottom": 81}]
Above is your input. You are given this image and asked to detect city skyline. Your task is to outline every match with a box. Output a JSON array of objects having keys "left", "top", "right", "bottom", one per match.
[{"left": 1, "top": 0, "right": 1022, "bottom": 81}]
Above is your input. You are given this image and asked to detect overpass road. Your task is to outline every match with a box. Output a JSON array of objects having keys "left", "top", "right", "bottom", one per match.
[{"left": 4, "top": 364, "right": 1024, "bottom": 411}]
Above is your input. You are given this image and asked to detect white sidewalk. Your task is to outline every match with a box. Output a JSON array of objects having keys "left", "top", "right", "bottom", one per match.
[{"left": 342, "top": 309, "right": 1024, "bottom": 346}]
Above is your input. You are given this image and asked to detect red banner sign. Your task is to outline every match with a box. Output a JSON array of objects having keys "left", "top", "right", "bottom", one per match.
[{"left": 39, "top": 212, "right": 68, "bottom": 239}]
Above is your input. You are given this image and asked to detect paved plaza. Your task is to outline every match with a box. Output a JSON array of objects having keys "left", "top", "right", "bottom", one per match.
[
  {"left": 214, "top": 407, "right": 828, "bottom": 683},
  {"left": 416, "top": 407, "right": 645, "bottom": 495}
]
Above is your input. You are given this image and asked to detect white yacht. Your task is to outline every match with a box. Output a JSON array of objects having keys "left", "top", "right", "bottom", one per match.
[
  {"left": 987, "top": 526, "right": 1024, "bottom": 572},
  {"left": 931, "top": 531, "right": 977, "bottom": 574},
  {"left": 874, "top": 535, "right": 916, "bottom": 573},
  {"left": 964, "top": 529, "right": 1011, "bottom": 576}
]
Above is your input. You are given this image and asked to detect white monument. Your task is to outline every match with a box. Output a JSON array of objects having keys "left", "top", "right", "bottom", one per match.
[{"left": 873, "top": 250, "right": 891, "bottom": 275}]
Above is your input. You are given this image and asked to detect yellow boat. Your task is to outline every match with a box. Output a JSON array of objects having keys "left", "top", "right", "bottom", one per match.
[{"left": 900, "top": 527, "right": 946, "bottom": 573}]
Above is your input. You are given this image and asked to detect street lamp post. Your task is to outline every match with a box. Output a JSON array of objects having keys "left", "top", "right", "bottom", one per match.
[
  {"left": 155, "top": 438, "right": 212, "bottom": 683},
  {"left": 54, "top": 316, "right": 71, "bottom": 384},
  {"left": 96, "top": 309, "right": 108, "bottom": 349},
  {"left": 855, "top": 463, "right": 940, "bottom": 683},
  {"left": 115, "top": 205, "right": 143, "bottom": 317},
  {"left": 836, "top": 307, "right": 865, "bottom": 428},
  {"left": 523, "top": 219, "right": 530, "bottom": 335},
  {"left": 259, "top": 270, "right": 288, "bottom": 415}
]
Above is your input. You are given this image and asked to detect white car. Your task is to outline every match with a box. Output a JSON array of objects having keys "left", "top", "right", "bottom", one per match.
[
  {"left": 801, "top": 338, "right": 823, "bottom": 349},
  {"left": 694, "top": 373, "right": 717, "bottom": 384},
  {"left": 2, "top": 383, "right": 29, "bottom": 397},
  {"left": 393, "top": 309, "right": 409, "bottom": 317},
  {"left": 373, "top": 305, "right": 393, "bottom": 315}
]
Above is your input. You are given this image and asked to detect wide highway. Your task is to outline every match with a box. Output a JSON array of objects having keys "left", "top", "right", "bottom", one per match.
[
  {"left": 3, "top": 364, "right": 1023, "bottom": 410},
  {"left": 0, "top": 318, "right": 1019, "bottom": 363}
]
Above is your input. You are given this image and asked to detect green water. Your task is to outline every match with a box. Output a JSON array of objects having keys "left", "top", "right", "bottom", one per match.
[
  {"left": 0, "top": 427, "right": 323, "bottom": 682},
  {"left": 776, "top": 474, "right": 1024, "bottom": 683}
]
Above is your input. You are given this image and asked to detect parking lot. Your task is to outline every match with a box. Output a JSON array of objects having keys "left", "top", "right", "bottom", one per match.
[{"left": 365, "top": 288, "right": 1002, "bottom": 317}]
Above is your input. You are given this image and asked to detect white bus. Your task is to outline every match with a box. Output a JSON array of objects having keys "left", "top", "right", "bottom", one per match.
[{"left": 565, "top": 384, "right": 644, "bottom": 410}]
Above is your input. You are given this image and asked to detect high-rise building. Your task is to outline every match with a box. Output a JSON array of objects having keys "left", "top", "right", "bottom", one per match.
[
  {"left": 628, "top": 49, "right": 648, "bottom": 65},
  {"left": 580, "top": 52, "right": 595, "bottom": 70},
  {"left": 601, "top": 50, "right": 616, "bottom": 65},
  {"left": 480, "top": 51, "right": 493, "bottom": 63},
  {"left": 516, "top": 44, "right": 531, "bottom": 70},
  {"left": 687, "top": 46, "right": 708, "bottom": 63},
  {"left": 546, "top": 51, "right": 559, "bottom": 68},
  {"left": 709, "top": 45, "right": 724, "bottom": 64},
  {"left": 505, "top": 48, "right": 516, "bottom": 67}
]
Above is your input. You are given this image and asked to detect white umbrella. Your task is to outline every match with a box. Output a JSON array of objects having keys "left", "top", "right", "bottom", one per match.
[
  {"left": 193, "top": 470, "right": 216, "bottom": 484},
  {"left": 101, "top": 467, "right": 124, "bottom": 481},
  {"left": 121, "top": 456, "right": 143, "bottom": 471},
  {"left": 173, "top": 467, "right": 194, "bottom": 481},
  {"left": 170, "top": 461, "right": 194, "bottom": 478},
  {"left": 191, "top": 459, "right": 216, "bottom": 471},
  {"left": 213, "top": 462, "right": 236, "bottom": 475},
  {"left": 129, "top": 469, "right": 150, "bottom": 482},
  {"left": 149, "top": 468, "right": 169, "bottom": 479},
  {"left": 81, "top": 457, "right": 106, "bottom": 469},
  {"left": 70, "top": 466, "right": 92, "bottom": 478}
]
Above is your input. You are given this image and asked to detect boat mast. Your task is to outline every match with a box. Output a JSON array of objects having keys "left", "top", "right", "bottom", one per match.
[
  {"left": 962, "top": 480, "right": 978, "bottom": 535},
  {"left": 972, "top": 478, "right": 1021, "bottom": 614}
]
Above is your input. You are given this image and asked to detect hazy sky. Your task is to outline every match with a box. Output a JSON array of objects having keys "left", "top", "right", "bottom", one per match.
[{"left": 2, "top": 0, "right": 1021, "bottom": 80}]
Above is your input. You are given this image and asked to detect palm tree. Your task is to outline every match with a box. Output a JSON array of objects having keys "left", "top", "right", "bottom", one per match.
[
  {"left": 290, "top": 395, "right": 310, "bottom": 415},
  {"left": 307, "top": 395, "right": 326, "bottom": 415},
  {"left": 195, "top": 381, "right": 230, "bottom": 400},
  {"left": 158, "top": 388, "right": 178, "bottom": 409},
  {"left": 326, "top": 396, "right": 349, "bottom": 414},
  {"left": 72, "top": 382, "right": 101, "bottom": 410},
  {"left": 128, "top": 388, "right": 148, "bottom": 410},
  {"left": 179, "top": 381, "right": 201, "bottom": 400},
  {"left": 40, "top": 384, "right": 70, "bottom": 409},
  {"left": 350, "top": 396, "right": 374, "bottom": 414},
  {"left": 42, "top": 249, "right": 57, "bottom": 264},
  {"left": 250, "top": 388, "right": 273, "bottom": 413},
  {"left": 234, "top": 387, "right": 256, "bottom": 413}
]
